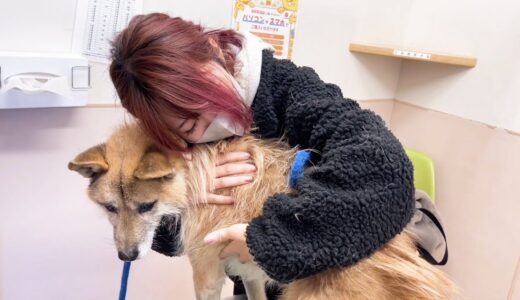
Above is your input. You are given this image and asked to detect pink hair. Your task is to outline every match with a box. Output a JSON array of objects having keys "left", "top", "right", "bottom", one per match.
[{"left": 109, "top": 13, "right": 252, "bottom": 150}]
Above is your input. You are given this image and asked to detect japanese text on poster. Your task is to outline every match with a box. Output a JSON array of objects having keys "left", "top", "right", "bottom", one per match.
[{"left": 232, "top": 0, "right": 299, "bottom": 59}]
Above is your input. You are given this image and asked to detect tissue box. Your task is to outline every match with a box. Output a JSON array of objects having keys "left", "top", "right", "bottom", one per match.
[{"left": 0, "top": 52, "right": 90, "bottom": 109}]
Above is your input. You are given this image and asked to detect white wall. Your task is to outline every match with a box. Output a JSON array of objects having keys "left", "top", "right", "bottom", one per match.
[
  {"left": 145, "top": 0, "right": 412, "bottom": 101},
  {"left": 396, "top": 0, "right": 520, "bottom": 133},
  {"left": 0, "top": 0, "right": 76, "bottom": 53},
  {"left": 3, "top": 0, "right": 519, "bottom": 129},
  {"left": 0, "top": 0, "right": 411, "bottom": 105},
  {"left": 289, "top": 0, "right": 412, "bottom": 100},
  {"left": 121, "top": 0, "right": 413, "bottom": 103},
  {"left": 111, "top": 0, "right": 520, "bottom": 133}
]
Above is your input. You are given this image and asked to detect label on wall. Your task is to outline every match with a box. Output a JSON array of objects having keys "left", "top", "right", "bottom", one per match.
[
  {"left": 393, "top": 49, "right": 432, "bottom": 60},
  {"left": 231, "top": 0, "right": 299, "bottom": 59}
]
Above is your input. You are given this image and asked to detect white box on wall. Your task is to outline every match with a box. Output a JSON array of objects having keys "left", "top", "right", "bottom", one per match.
[{"left": 0, "top": 52, "right": 90, "bottom": 109}]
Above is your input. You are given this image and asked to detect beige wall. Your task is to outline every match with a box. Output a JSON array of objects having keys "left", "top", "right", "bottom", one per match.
[
  {"left": 358, "top": 99, "right": 395, "bottom": 125},
  {"left": 3, "top": 102, "right": 518, "bottom": 300},
  {"left": 360, "top": 99, "right": 520, "bottom": 300}
]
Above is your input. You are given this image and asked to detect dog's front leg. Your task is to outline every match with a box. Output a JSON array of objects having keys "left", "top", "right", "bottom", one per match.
[
  {"left": 190, "top": 253, "right": 227, "bottom": 300},
  {"left": 243, "top": 279, "right": 267, "bottom": 300}
]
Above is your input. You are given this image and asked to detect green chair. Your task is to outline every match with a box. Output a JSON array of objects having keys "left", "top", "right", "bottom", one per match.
[{"left": 405, "top": 148, "right": 436, "bottom": 203}]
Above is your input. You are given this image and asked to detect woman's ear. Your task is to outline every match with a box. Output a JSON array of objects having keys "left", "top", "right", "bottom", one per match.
[
  {"left": 208, "top": 37, "right": 219, "bottom": 49},
  {"left": 68, "top": 144, "right": 109, "bottom": 178},
  {"left": 208, "top": 37, "right": 227, "bottom": 67}
]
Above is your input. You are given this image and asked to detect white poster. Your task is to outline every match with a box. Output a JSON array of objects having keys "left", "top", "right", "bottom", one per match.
[{"left": 232, "top": 0, "right": 300, "bottom": 59}]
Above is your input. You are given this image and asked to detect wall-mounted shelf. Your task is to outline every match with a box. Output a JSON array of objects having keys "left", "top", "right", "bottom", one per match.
[{"left": 349, "top": 43, "right": 477, "bottom": 68}]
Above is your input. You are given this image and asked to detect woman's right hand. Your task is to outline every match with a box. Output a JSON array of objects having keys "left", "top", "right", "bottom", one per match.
[{"left": 206, "top": 151, "right": 256, "bottom": 204}]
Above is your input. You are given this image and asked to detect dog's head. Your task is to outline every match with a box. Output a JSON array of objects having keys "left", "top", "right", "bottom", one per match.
[{"left": 68, "top": 125, "right": 188, "bottom": 261}]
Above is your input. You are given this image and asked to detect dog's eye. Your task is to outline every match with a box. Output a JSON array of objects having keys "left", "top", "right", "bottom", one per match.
[
  {"left": 137, "top": 201, "right": 157, "bottom": 214},
  {"left": 103, "top": 204, "right": 118, "bottom": 213}
]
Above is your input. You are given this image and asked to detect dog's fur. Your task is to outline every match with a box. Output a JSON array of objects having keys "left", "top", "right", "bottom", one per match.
[{"left": 69, "top": 123, "right": 456, "bottom": 300}]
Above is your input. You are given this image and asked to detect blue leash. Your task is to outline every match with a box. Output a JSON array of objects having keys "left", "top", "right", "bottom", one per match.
[
  {"left": 119, "top": 261, "right": 131, "bottom": 300},
  {"left": 289, "top": 150, "right": 311, "bottom": 188},
  {"left": 117, "top": 150, "right": 310, "bottom": 299}
]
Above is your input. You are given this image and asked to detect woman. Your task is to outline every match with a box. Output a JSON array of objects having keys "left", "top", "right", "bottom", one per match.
[{"left": 109, "top": 13, "right": 415, "bottom": 297}]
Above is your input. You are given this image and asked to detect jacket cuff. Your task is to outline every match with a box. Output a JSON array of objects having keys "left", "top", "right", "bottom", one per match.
[{"left": 245, "top": 211, "right": 304, "bottom": 283}]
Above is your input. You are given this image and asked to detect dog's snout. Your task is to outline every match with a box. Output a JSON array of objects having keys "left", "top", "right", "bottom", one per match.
[{"left": 118, "top": 249, "right": 139, "bottom": 261}]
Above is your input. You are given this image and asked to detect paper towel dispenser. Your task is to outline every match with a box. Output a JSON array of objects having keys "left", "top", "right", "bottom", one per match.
[{"left": 0, "top": 52, "right": 90, "bottom": 109}]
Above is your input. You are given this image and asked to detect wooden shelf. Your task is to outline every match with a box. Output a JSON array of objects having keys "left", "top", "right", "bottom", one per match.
[{"left": 349, "top": 43, "right": 477, "bottom": 68}]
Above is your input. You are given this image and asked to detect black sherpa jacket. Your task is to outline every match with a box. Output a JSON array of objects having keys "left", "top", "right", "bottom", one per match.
[{"left": 153, "top": 50, "right": 415, "bottom": 283}]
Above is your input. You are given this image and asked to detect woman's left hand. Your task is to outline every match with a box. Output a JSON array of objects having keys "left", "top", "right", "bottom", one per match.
[{"left": 204, "top": 223, "right": 254, "bottom": 263}]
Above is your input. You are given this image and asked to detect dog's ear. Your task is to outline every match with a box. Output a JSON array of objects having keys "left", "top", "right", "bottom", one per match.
[
  {"left": 134, "top": 150, "right": 174, "bottom": 180},
  {"left": 68, "top": 144, "right": 109, "bottom": 178}
]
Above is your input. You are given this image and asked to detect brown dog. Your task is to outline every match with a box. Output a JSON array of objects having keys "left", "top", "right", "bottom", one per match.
[{"left": 69, "top": 123, "right": 456, "bottom": 300}]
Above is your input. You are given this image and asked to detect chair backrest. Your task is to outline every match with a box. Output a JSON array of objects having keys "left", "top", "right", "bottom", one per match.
[{"left": 405, "top": 148, "right": 436, "bottom": 203}]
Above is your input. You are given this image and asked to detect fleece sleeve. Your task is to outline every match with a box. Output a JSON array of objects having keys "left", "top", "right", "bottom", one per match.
[{"left": 246, "top": 63, "right": 416, "bottom": 283}]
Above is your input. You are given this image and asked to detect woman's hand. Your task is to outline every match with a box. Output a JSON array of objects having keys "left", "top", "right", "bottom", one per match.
[
  {"left": 204, "top": 223, "right": 253, "bottom": 263},
  {"left": 206, "top": 152, "right": 256, "bottom": 204}
]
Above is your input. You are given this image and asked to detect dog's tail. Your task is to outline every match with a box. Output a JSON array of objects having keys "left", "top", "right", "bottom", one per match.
[{"left": 364, "top": 230, "right": 459, "bottom": 300}]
